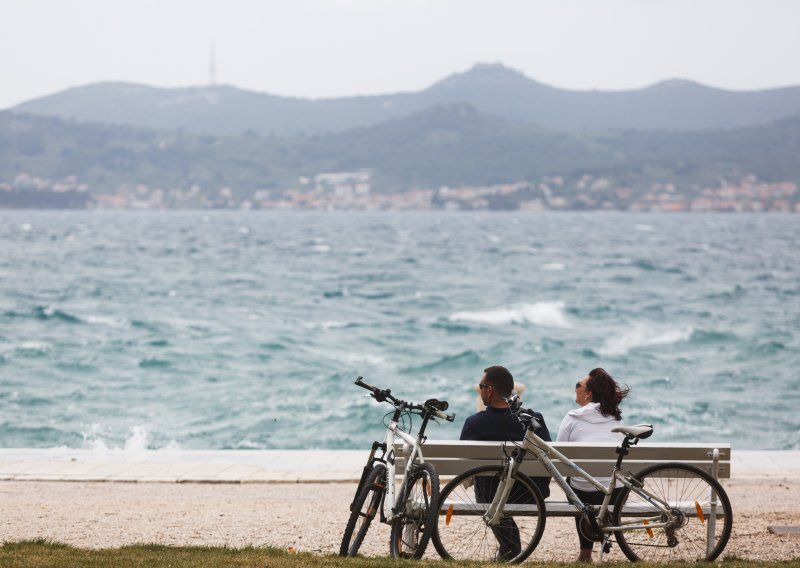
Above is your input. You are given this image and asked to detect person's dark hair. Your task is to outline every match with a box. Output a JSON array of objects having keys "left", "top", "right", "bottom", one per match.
[
  {"left": 586, "top": 368, "right": 629, "bottom": 420},
  {"left": 483, "top": 365, "right": 514, "bottom": 398}
]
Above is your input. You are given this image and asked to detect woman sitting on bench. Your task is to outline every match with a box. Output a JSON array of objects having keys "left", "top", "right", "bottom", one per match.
[{"left": 557, "top": 368, "right": 630, "bottom": 563}]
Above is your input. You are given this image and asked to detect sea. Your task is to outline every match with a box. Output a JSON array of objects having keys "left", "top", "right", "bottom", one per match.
[{"left": 1, "top": 211, "right": 798, "bottom": 452}]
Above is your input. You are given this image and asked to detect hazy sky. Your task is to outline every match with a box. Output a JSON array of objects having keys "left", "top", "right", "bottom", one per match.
[{"left": 3, "top": 0, "right": 799, "bottom": 110}]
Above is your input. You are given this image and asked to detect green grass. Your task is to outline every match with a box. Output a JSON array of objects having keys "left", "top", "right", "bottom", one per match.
[{"left": 0, "top": 541, "right": 798, "bottom": 568}]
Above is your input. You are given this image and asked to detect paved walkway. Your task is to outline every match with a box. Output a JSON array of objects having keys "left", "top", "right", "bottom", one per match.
[{"left": 0, "top": 448, "right": 798, "bottom": 483}]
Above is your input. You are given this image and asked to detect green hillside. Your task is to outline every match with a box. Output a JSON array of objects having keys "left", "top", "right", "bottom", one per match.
[{"left": 1, "top": 105, "right": 799, "bottom": 209}]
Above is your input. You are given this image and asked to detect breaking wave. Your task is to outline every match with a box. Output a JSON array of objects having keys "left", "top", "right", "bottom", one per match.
[
  {"left": 599, "top": 325, "right": 694, "bottom": 356},
  {"left": 450, "top": 301, "right": 571, "bottom": 328}
]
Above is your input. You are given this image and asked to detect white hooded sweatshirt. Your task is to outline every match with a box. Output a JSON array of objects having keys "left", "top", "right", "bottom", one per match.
[{"left": 556, "top": 402, "right": 624, "bottom": 492}]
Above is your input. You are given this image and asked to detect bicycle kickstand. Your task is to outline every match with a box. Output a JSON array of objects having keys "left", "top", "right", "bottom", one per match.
[{"left": 598, "top": 534, "right": 613, "bottom": 562}]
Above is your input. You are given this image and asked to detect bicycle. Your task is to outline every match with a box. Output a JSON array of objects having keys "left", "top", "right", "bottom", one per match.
[
  {"left": 432, "top": 396, "right": 732, "bottom": 563},
  {"left": 339, "top": 376, "right": 455, "bottom": 559}
]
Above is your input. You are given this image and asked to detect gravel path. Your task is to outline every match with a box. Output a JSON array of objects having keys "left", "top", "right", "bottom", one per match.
[{"left": 1, "top": 477, "right": 798, "bottom": 561}]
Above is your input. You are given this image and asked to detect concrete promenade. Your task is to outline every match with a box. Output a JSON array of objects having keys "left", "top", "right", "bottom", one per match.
[{"left": 1, "top": 448, "right": 798, "bottom": 483}]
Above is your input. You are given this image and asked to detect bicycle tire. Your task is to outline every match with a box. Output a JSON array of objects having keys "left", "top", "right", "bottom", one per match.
[
  {"left": 339, "top": 463, "right": 386, "bottom": 557},
  {"left": 431, "top": 464, "right": 546, "bottom": 563},
  {"left": 613, "top": 462, "right": 733, "bottom": 562},
  {"left": 389, "top": 461, "right": 440, "bottom": 559}
]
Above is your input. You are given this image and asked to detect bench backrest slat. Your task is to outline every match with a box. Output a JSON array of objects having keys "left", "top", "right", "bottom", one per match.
[{"left": 395, "top": 440, "right": 731, "bottom": 479}]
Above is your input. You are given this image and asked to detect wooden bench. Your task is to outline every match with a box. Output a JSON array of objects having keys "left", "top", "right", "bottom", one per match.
[{"left": 396, "top": 440, "right": 731, "bottom": 517}]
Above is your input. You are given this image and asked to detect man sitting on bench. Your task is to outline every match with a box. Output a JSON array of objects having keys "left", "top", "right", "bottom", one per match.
[{"left": 460, "top": 365, "right": 552, "bottom": 560}]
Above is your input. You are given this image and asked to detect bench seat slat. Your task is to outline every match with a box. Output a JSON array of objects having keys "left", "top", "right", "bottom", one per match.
[
  {"left": 433, "top": 500, "right": 725, "bottom": 518},
  {"left": 402, "top": 459, "right": 729, "bottom": 478}
]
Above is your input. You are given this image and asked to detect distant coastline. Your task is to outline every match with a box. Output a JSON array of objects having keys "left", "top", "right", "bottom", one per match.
[{"left": 1, "top": 177, "right": 797, "bottom": 212}]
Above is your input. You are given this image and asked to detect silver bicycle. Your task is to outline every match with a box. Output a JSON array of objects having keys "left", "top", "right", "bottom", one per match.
[
  {"left": 340, "top": 376, "right": 455, "bottom": 559},
  {"left": 432, "top": 397, "right": 732, "bottom": 563}
]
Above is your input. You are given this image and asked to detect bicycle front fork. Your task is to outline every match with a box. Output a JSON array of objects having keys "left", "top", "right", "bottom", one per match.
[
  {"left": 484, "top": 462, "right": 516, "bottom": 526},
  {"left": 350, "top": 441, "right": 386, "bottom": 511}
]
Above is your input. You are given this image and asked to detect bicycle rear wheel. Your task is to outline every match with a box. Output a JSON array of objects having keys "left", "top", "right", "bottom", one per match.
[
  {"left": 613, "top": 462, "right": 732, "bottom": 562},
  {"left": 432, "top": 464, "right": 546, "bottom": 563},
  {"left": 340, "top": 463, "right": 386, "bottom": 557},
  {"left": 389, "top": 462, "right": 440, "bottom": 559}
]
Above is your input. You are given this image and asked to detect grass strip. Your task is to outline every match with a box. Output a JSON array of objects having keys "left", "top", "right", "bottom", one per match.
[{"left": 1, "top": 540, "right": 799, "bottom": 568}]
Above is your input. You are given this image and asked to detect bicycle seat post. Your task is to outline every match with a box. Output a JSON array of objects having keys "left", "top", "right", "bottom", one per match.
[{"left": 614, "top": 435, "right": 634, "bottom": 469}]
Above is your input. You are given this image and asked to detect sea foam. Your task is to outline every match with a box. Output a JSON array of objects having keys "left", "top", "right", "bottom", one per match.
[
  {"left": 81, "top": 424, "right": 180, "bottom": 454},
  {"left": 450, "top": 301, "right": 571, "bottom": 328},
  {"left": 599, "top": 325, "right": 694, "bottom": 356}
]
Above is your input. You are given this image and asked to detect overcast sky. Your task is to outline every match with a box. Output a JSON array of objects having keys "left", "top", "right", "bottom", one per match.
[{"left": 3, "top": 0, "right": 799, "bottom": 110}]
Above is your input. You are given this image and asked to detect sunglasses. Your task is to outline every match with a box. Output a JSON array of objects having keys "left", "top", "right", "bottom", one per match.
[
  {"left": 478, "top": 383, "right": 492, "bottom": 390},
  {"left": 575, "top": 382, "right": 583, "bottom": 389}
]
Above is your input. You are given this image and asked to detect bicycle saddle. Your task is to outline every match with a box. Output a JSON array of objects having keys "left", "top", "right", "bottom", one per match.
[
  {"left": 611, "top": 424, "right": 654, "bottom": 439},
  {"left": 425, "top": 398, "right": 449, "bottom": 412}
]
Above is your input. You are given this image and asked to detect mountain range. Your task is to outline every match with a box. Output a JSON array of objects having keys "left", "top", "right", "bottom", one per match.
[
  {"left": 12, "top": 63, "right": 800, "bottom": 137},
  {"left": 2, "top": 63, "right": 799, "bottom": 210}
]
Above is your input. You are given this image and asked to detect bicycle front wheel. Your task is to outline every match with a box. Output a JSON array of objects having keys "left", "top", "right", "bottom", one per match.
[
  {"left": 340, "top": 463, "right": 386, "bottom": 557},
  {"left": 432, "top": 464, "right": 546, "bottom": 563},
  {"left": 389, "top": 461, "right": 440, "bottom": 559},
  {"left": 613, "top": 462, "right": 732, "bottom": 562}
]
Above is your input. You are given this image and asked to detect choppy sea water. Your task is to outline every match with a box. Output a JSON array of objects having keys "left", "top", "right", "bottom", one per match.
[{"left": 1, "top": 211, "right": 798, "bottom": 451}]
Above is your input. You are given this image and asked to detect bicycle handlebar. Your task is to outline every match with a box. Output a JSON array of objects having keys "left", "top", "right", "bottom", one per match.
[
  {"left": 354, "top": 376, "right": 456, "bottom": 422},
  {"left": 505, "top": 393, "right": 542, "bottom": 430},
  {"left": 354, "top": 376, "right": 397, "bottom": 404},
  {"left": 433, "top": 408, "right": 456, "bottom": 422}
]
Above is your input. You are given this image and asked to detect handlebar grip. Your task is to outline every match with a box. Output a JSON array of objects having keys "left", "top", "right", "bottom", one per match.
[
  {"left": 435, "top": 410, "right": 456, "bottom": 422},
  {"left": 355, "top": 376, "right": 394, "bottom": 403},
  {"left": 354, "top": 376, "right": 377, "bottom": 392}
]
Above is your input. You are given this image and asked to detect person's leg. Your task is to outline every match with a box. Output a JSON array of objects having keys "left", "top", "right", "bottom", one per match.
[
  {"left": 572, "top": 488, "right": 605, "bottom": 562},
  {"left": 476, "top": 476, "right": 521, "bottom": 560},
  {"left": 492, "top": 516, "right": 521, "bottom": 560},
  {"left": 573, "top": 515, "right": 594, "bottom": 562}
]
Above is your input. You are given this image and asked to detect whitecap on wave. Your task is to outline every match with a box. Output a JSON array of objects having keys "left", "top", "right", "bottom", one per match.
[
  {"left": 337, "top": 353, "right": 387, "bottom": 366},
  {"left": 449, "top": 301, "right": 571, "bottom": 328},
  {"left": 85, "top": 315, "right": 128, "bottom": 328},
  {"left": 599, "top": 325, "right": 693, "bottom": 356},
  {"left": 81, "top": 424, "right": 181, "bottom": 454},
  {"left": 541, "top": 262, "right": 565, "bottom": 271},
  {"left": 318, "top": 320, "right": 350, "bottom": 329}
]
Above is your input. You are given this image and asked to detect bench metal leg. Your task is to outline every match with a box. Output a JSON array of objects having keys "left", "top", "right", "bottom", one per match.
[{"left": 707, "top": 448, "right": 719, "bottom": 557}]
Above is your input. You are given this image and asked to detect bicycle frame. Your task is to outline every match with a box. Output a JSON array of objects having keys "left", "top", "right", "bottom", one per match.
[
  {"left": 359, "top": 402, "right": 433, "bottom": 525},
  {"left": 487, "top": 428, "right": 675, "bottom": 536},
  {"left": 383, "top": 410, "right": 429, "bottom": 523}
]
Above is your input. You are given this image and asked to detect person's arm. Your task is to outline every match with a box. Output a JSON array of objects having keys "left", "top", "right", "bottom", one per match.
[
  {"left": 460, "top": 416, "right": 475, "bottom": 440},
  {"left": 556, "top": 415, "right": 573, "bottom": 442},
  {"left": 533, "top": 411, "right": 552, "bottom": 442}
]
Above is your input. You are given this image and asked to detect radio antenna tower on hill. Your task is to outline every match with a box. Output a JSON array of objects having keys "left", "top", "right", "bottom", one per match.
[{"left": 209, "top": 41, "right": 217, "bottom": 86}]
